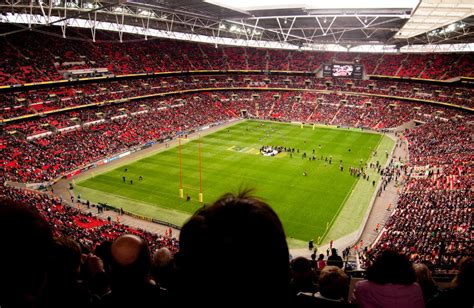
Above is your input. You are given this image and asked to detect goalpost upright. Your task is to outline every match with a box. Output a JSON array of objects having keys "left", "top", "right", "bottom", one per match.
[
  {"left": 178, "top": 137, "right": 184, "bottom": 198},
  {"left": 198, "top": 134, "right": 203, "bottom": 203}
]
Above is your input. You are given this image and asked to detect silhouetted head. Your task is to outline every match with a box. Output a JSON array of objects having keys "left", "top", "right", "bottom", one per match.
[
  {"left": 110, "top": 234, "right": 151, "bottom": 290},
  {"left": 413, "top": 263, "right": 434, "bottom": 286},
  {"left": 0, "top": 198, "right": 54, "bottom": 307},
  {"left": 177, "top": 189, "right": 290, "bottom": 305},
  {"left": 367, "top": 250, "right": 416, "bottom": 285},
  {"left": 51, "top": 237, "right": 82, "bottom": 278},
  {"left": 453, "top": 256, "right": 474, "bottom": 290},
  {"left": 319, "top": 266, "right": 349, "bottom": 300}
]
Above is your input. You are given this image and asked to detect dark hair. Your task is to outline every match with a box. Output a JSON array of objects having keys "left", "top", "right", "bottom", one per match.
[
  {"left": 0, "top": 198, "right": 54, "bottom": 306},
  {"left": 291, "top": 257, "right": 312, "bottom": 274},
  {"left": 94, "top": 240, "right": 113, "bottom": 270},
  {"left": 367, "top": 250, "right": 416, "bottom": 285},
  {"left": 52, "top": 237, "right": 82, "bottom": 276},
  {"left": 453, "top": 257, "right": 474, "bottom": 289},
  {"left": 177, "top": 189, "right": 290, "bottom": 305}
]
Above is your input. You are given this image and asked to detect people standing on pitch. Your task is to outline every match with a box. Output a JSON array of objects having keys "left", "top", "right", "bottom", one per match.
[{"left": 327, "top": 248, "right": 343, "bottom": 269}]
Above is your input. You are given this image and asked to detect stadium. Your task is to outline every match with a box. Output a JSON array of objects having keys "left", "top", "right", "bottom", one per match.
[{"left": 0, "top": 0, "right": 472, "bottom": 307}]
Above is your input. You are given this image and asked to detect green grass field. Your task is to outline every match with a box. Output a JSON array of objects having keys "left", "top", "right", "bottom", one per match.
[{"left": 76, "top": 120, "right": 393, "bottom": 244}]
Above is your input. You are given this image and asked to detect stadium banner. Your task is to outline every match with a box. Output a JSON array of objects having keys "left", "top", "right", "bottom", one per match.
[
  {"left": 118, "top": 151, "right": 131, "bottom": 159},
  {"left": 25, "top": 182, "right": 49, "bottom": 189},
  {"left": 66, "top": 169, "right": 82, "bottom": 179},
  {"left": 58, "top": 125, "right": 80, "bottom": 132},
  {"left": 110, "top": 114, "right": 128, "bottom": 120},
  {"left": 142, "top": 141, "right": 156, "bottom": 149},
  {"left": 27, "top": 131, "right": 53, "bottom": 140},
  {"left": 80, "top": 164, "right": 94, "bottom": 173},
  {"left": 151, "top": 218, "right": 182, "bottom": 230},
  {"left": 83, "top": 119, "right": 105, "bottom": 127},
  {"left": 104, "top": 156, "right": 119, "bottom": 164}
]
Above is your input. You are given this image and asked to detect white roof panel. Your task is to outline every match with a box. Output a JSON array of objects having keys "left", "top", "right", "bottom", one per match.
[{"left": 397, "top": 0, "right": 474, "bottom": 38}]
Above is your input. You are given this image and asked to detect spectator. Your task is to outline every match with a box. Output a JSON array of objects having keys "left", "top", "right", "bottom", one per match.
[
  {"left": 297, "top": 266, "right": 353, "bottom": 307},
  {"left": 43, "top": 237, "right": 94, "bottom": 308},
  {"left": 0, "top": 198, "right": 54, "bottom": 308},
  {"left": 98, "top": 234, "right": 168, "bottom": 308},
  {"left": 151, "top": 247, "right": 175, "bottom": 290},
  {"left": 290, "top": 257, "right": 318, "bottom": 296},
  {"left": 175, "top": 189, "right": 290, "bottom": 306},
  {"left": 327, "top": 248, "right": 344, "bottom": 269},
  {"left": 413, "top": 263, "right": 438, "bottom": 304},
  {"left": 428, "top": 257, "right": 474, "bottom": 308},
  {"left": 317, "top": 253, "right": 327, "bottom": 270},
  {"left": 351, "top": 250, "right": 424, "bottom": 308}
]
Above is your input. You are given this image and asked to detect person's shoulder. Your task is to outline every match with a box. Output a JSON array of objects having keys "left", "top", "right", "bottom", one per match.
[{"left": 354, "top": 279, "right": 372, "bottom": 290}]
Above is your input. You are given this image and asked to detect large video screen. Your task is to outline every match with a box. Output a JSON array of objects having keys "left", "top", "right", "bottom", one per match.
[
  {"left": 323, "top": 64, "right": 363, "bottom": 79},
  {"left": 332, "top": 64, "right": 354, "bottom": 77}
]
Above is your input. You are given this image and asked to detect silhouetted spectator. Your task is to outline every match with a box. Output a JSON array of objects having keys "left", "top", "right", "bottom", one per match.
[
  {"left": 413, "top": 263, "right": 438, "bottom": 304},
  {"left": 98, "top": 234, "right": 168, "bottom": 308},
  {"left": 175, "top": 189, "right": 290, "bottom": 306},
  {"left": 43, "top": 237, "right": 94, "bottom": 308},
  {"left": 151, "top": 247, "right": 175, "bottom": 290},
  {"left": 351, "top": 250, "right": 424, "bottom": 308},
  {"left": 297, "top": 266, "right": 353, "bottom": 307},
  {"left": 0, "top": 198, "right": 54, "bottom": 308},
  {"left": 428, "top": 257, "right": 474, "bottom": 308},
  {"left": 290, "top": 257, "right": 318, "bottom": 296},
  {"left": 327, "top": 248, "right": 344, "bottom": 269}
]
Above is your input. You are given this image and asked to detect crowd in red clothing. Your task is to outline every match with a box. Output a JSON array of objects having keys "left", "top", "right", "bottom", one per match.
[
  {"left": 367, "top": 119, "right": 473, "bottom": 269},
  {"left": 0, "top": 186, "right": 179, "bottom": 253},
  {"left": 2, "top": 75, "right": 472, "bottom": 121},
  {"left": 1, "top": 27, "right": 473, "bottom": 86},
  {"left": 1, "top": 27, "right": 472, "bottom": 275},
  {"left": 2, "top": 89, "right": 470, "bottom": 185}
]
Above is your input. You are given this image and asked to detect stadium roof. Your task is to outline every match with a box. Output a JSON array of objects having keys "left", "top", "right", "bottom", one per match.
[{"left": 0, "top": 0, "right": 473, "bottom": 52}]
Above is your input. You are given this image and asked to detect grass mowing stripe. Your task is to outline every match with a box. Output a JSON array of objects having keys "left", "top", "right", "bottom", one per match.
[
  {"left": 77, "top": 120, "right": 382, "bottom": 242},
  {"left": 322, "top": 135, "right": 395, "bottom": 243}
]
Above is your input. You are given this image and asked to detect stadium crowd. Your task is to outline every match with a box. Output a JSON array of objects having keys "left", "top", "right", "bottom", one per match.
[
  {"left": 1, "top": 90, "right": 469, "bottom": 183},
  {"left": 1, "top": 75, "right": 472, "bottom": 120},
  {"left": 0, "top": 26, "right": 473, "bottom": 308},
  {"left": 0, "top": 27, "right": 473, "bottom": 86},
  {"left": 1, "top": 187, "right": 473, "bottom": 308},
  {"left": 366, "top": 119, "right": 473, "bottom": 269}
]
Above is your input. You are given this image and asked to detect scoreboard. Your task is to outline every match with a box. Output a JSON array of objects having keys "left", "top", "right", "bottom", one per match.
[{"left": 323, "top": 64, "right": 363, "bottom": 79}]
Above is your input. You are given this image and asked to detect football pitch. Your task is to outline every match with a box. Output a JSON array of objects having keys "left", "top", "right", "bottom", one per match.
[{"left": 75, "top": 120, "right": 394, "bottom": 245}]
